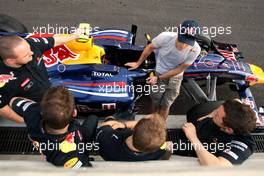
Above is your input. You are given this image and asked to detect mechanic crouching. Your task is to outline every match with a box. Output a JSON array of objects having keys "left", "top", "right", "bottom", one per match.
[
  {"left": 9, "top": 86, "right": 98, "bottom": 168},
  {"left": 174, "top": 100, "right": 256, "bottom": 166},
  {"left": 0, "top": 34, "right": 81, "bottom": 123}
]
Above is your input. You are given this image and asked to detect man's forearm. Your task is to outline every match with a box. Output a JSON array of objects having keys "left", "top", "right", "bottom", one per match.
[
  {"left": 0, "top": 105, "right": 24, "bottom": 123},
  {"left": 137, "top": 44, "right": 155, "bottom": 66},
  {"left": 190, "top": 138, "right": 231, "bottom": 166},
  {"left": 53, "top": 34, "right": 79, "bottom": 46},
  {"left": 159, "top": 65, "right": 187, "bottom": 80}
]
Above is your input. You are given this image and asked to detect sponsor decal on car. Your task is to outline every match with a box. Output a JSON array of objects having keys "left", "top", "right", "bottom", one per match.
[
  {"left": 92, "top": 71, "right": 113, "bottom": 77},
  {"left": 204, "top": 60, "right": 214, "bottom": 67},
  {"left": 102, "top": 103, "right": 116, "bottom": 110},
  {"left": 43, "top": 45, "right": 79, "bottom": 67}
]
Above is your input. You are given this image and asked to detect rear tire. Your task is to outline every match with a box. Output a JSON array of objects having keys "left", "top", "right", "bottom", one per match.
[
  {"left": 196, "top": 33, "right": 211, "bottom": 50},
  {"left": 0, "top": 14, "right": 28, "bottom": 33}
]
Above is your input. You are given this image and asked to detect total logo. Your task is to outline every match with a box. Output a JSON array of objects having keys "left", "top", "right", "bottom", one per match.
[
  {"left": 92, "top": 71, "right": 113, "bottom": 77},
  {"left": 0, "top": 72, "right": 17, "bottom": 88}
]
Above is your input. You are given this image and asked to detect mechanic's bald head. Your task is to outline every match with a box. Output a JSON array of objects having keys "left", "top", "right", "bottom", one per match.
[
  {"left": 0, "top": 36, "right": 33, "bottom": 67},
  {"left": 0, "top": 36, "right": 26, "bottom": 59}
]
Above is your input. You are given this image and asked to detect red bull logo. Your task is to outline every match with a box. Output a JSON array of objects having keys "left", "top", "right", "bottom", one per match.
[
  {"left": 65, "top": 132, "right": 75, "bottom": 143},
  {"left": 43, "top": 45, "right": 79, "bottom": 67},
  {"left": 0, "top": 72, "right": 17, "bottom": 88}
]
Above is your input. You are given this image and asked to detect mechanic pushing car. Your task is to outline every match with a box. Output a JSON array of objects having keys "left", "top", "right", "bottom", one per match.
[
  {"left": 0, "top": 33, "right": 82, "bottom": 123},
  {"left": 125, "top": 20, "right": 201, "bottom": 120},
  {"left": 175, "top": 100, "right": 256, "bottom": 166},
  {"left": 9, "top": 86, "right": 98, "bottom": 168}
]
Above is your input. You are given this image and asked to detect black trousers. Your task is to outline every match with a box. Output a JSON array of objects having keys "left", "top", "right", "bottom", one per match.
[{"left": 79, "top": 114, "right": 99, "bottom": 143}]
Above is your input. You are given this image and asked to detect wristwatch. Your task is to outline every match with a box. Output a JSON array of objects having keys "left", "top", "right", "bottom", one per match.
[{"left": 157, "top": 75, "right": 160, "bottom": 82}]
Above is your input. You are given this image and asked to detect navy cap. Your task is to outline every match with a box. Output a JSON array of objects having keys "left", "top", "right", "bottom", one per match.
[{"left": 178, "top": 20, "right": 200, "bottom": 46}]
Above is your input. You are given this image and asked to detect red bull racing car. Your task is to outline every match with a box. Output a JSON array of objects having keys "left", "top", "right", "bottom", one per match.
[{"left": 1, "top": 14, "right": 264, "bottom": 131}]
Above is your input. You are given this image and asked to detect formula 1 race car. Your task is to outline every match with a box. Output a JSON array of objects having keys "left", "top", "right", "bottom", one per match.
[{"left": 1, "top": 14, "right": 264, "bottom": 130}]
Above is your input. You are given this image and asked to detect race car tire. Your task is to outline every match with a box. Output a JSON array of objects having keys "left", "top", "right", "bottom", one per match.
[
  {"left": 196, "top": 33, "right": 211, "bottom": 49},
  {"left": 187, "top": 100, "right": 224, "bottom": 123},
  {"left": 0, "top": 14, "right": 28, "bottom": 33}
]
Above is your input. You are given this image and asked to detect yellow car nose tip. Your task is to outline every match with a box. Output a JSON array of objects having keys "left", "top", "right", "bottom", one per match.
[{"left": 249, "top": 64, "right": 264, "bottom": 84}]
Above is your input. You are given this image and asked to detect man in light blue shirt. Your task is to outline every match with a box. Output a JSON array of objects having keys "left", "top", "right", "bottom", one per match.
[{"left": 125, "top": 20, "right": 201, "bottom": 120}]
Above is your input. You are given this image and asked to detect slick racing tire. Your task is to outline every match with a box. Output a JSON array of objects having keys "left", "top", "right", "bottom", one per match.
[
  {"left": 196, "top": 33, "right": 211, "bottom": 49},
  {"left": 187, "top": 100, "right": 224, "bottom": 123},
  {"left": 0, "top": 14, "right": 28, "bottom": 33}
]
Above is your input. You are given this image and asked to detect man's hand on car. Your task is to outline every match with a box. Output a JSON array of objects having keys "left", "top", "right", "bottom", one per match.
[
  {"left": 146, "top": 76, "right": 158, "bottom": 85},
  {"left": 124, "top": 62, "right": 140, "bottom": 70}
]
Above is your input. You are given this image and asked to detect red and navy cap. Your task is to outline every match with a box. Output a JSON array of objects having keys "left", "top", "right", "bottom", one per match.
[{"left": 178, "top": 20, "right": 200, "bottom": 46}]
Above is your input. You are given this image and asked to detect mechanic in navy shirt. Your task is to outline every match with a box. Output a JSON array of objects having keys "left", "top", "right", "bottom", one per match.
[
  {"left": 175, "top": 100, "right": 256, "bottom": 166},
  {"left": 0, "top": 34, "right": 80, "bottom": 123},
  {"left": 96, "top": 114, "right": 172, "bottom": 161},
  {"left": 9, "top": 86, "right": 98, "bottom": 168}
]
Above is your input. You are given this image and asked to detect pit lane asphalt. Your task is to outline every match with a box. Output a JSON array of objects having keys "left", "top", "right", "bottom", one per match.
[{"left": 0, "top": 0, "right": 263, "bottom": 114}]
